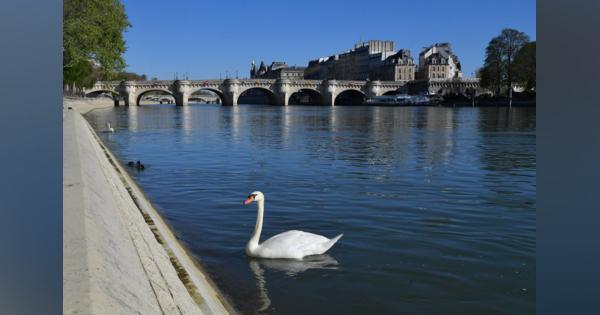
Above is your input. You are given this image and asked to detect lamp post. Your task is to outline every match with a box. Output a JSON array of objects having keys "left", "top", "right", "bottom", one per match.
[{"left": 509, "top": 84, "right": 513, "bottom": 108}]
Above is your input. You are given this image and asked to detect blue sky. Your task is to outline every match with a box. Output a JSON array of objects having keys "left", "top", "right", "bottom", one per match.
[{"left": 121, "top": 0, "right": 536, "bottom": 80}]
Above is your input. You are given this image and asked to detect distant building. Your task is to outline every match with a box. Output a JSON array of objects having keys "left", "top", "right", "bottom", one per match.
[
  {"left": 376, "top": 49, "right": 416, "bottom": 81},
  {"left": 249, "top": 41, "right": 462, "bottom": 82},
  {"left": 304, "top": 40, "right": 415, "bottom": 81},
  {"left": 417, "top": 43, "right": 462, "bottom": 80},
  {"left": 250, "top": 60, "right": 306, "bottom": 79}
]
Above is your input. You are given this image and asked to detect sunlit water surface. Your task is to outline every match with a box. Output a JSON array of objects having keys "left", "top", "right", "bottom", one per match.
[{"left": 86, "top": 104, "right": 535, "bottom": 315}]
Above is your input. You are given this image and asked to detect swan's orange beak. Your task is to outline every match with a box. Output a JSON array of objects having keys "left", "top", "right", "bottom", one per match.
[{"left": 243, "top": 195, "right": 254, "bottom": 205}]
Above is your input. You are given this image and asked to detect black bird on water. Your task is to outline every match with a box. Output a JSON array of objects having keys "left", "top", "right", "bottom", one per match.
[{"left": 127, "top": 160, "right": 145, "bottom": 170}]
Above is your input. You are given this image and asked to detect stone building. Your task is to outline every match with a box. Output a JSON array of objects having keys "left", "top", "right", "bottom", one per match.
[
  {"left": 376, "top": 49, "right": 416, "bottom": 81},
  {"left": 250, "top": 60, "right": 306, "bottom": 79},
  {"left": 417, "top": 43, "right": 462, "bottom": 80},
  {"left": 304, "top": 40, "right": 415, "bottom": 81}
]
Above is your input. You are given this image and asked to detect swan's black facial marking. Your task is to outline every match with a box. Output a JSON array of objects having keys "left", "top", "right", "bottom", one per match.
[{"left": 244, "top": 193, "right": 256, "bottom": 205}]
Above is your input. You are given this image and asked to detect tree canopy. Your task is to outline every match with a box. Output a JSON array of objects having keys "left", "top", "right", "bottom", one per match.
[
  {"left": 513, "top": 41, "right": 536, "bottom": 91},
  {"left": 63, "top": 0, "right": 130, "bottom": 88},
  {"left": 479, "top": 28, "right": 531, "bottom": 95}
]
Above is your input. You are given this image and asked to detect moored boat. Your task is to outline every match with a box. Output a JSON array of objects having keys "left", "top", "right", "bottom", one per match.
[{"left": 365, "top": 94, "right": 440, "bottom": 106}]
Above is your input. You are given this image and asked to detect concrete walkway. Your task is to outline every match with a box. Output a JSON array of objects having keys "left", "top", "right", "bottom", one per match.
[{"left": 63, "top": 98, "right": 235, "bottom": 315}]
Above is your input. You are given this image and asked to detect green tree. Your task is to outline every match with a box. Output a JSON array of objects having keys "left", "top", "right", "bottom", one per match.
[
  {"left": 479, "top": 28, "right": 530, "bottom": 101},
  {"left": 513, "top": 41, "right": 536, "bottom": 91},
  {"left": 63, "top": 0, "right": 130, "bottom": 88},
  {"left": 479, "top": 37, "right": 504, "bottom": 95}
]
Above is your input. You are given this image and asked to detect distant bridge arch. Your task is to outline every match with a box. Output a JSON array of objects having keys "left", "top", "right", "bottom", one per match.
[
  {"left": 334, "top": 89, "right": 366, "bottom": 105},
  {"left": 288, "top": 88, "right": 324, "bottom": 105},
  {"left": 237, "top": 87, "right": 279, "bottom": 105},
  {"left": 85, "top": 89, "right": 119, "bottom": 98},
  {"left": 136, "top": 89, "right": 176, "bottom": 105},
  {"left": 189, "top": 88, "right": 225, "bottom": 104}
]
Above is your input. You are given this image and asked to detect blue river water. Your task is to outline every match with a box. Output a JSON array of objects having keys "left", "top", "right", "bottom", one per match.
[{"left": 86, "top": 104, "right": 535, "bottom": 315}]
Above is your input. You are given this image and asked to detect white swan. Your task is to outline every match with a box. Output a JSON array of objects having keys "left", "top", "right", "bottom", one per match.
[
  {"left": 106, "top": 122, "right": 114, "bottom": 133},
  {"left": 243, "top": 191, "right": 343, "bottom": 259}
]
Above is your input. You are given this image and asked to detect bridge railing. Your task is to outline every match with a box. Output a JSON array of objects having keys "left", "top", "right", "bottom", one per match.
[
  {"left": 428, "top": 78, "right": 480, "bottom": 83},
  {"left": 132, "top": 80, "right": 182, "bottom": 85},
  {"left": 91, "top": 81, "right": 121, "bottom": 87},
  {"left": 188, "top": 79, "right": 226, "bottom": 84}
]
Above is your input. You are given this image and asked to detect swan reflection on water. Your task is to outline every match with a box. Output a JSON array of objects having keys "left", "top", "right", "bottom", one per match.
[{"left": 248, "top": 254, "right": 339, "bottom": 314}]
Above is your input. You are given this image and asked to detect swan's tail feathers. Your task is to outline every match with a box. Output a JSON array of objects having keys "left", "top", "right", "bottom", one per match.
[
  {"left": 332, "top": 233, "right": 344, "bottom": 243},
  {"left": 321, "top": 233, "right": 344, "bottom": 254}
]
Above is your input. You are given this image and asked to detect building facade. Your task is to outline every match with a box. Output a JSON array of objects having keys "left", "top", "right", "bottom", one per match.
[
  {"left": 417, "top": 43, "right": 462, "bottom": 80},
  {"left": 376, "top": 49, "right": 416, "bottom": 81},
  {"left": 249, "top": 41, "right": 463, "bottom": 83},
  {"left": 304, "top": 40, "right": 416, "bottom": 82},
  {"left": 250, "top": 60, "right": 306, "bottom": 79}
]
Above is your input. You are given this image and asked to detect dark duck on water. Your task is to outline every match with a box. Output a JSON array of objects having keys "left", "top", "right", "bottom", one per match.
[{"left": 127, "top": 160, "right": 145, "bottom": 170}]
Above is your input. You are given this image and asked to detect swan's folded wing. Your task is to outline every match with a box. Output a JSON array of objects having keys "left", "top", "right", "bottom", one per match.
[{"left": 258, "top": 230, "right": 331, "bottom": 259}]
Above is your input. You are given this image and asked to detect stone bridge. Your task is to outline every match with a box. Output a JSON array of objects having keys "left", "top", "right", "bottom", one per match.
[
  {"left": 407, "top": 78, "right": 483, "bottom": 96},
  {"left": 85, "top": 78, "right": 481, "bottom": 106}
]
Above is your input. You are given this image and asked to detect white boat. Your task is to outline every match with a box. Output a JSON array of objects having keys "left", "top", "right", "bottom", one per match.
[
  {"left": 366, "top": 94, "right": 435, "bottom": 106},
  {"left": 365, "top": 95, "right": 397, "bottom": 105}
]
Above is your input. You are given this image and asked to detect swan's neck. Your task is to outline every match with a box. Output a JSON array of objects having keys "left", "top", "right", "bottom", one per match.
[{"left": 247, "top": 199, "right": 264, "bottom": 253}]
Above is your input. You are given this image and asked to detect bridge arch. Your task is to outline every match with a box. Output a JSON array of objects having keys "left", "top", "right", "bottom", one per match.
[
  {"left": 85, "top": 89, "right": 119, "bottom": 98},
  {"left": 136, "top": 89, "right": 176, "bottom": 105},
  {"left": 335, "top": 89, "right": 366, "bottom": 105},
  {"left": 237, "top": 87, "right": 278, "bottom": 105},
  {"left": 189, "top": 88, "right": 225, "bottom": 104},
  {"left": 288, "top": 88, "right": 324, "bottom": 105}
]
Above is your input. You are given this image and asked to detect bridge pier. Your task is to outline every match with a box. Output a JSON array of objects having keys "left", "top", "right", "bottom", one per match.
[
  {"left": 276, "top": 92, "right": 289, "bottom": 106},
  {"left": 174, "top": 80, "right": 190, "bottom": 106},
  {"left": 323, "top": 93, "right": 335, "bottom": 106},
  {"left": 222, "top": 79, "right": 239, "bottom": 106},
  {"left": 122, "top": 92, "right": 137, "bottom": 106},
  {"left": 366, "top": 80, "right": 382, "bottom": 98},
  {"left": 324, "top": 80, "right": 337, "bottom": 106},
  {"left": 219, "top": 92, "right": 237, "bottom": 106},
  {"left": 174, "top": 94, "right": 189, "bottom": 106},
  {"left": 119, "top": 81, "right": 137, "bottom": 106},
  {"left": 275, "top": 79, "right": 291, "bottom": 106}
]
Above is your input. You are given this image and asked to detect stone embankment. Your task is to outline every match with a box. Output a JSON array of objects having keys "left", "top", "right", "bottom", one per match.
[{"left": 63, "top": 97, "right": 235, "bottom": 315}]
